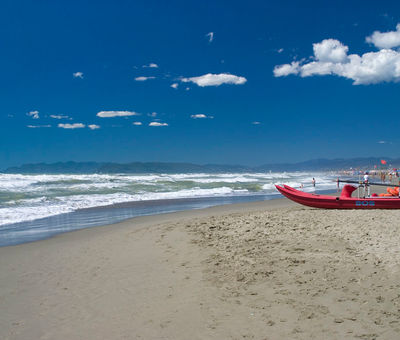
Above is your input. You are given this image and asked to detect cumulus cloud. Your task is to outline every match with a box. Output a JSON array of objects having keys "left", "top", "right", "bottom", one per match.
[
  {"left": 190, "top": 114, "right": 213, "bottom": 119},
  {"left": 366, "top": 24, "right": 400, "bottom": 49},
  {"left": 149, "top": 122, "right": 168, "bottom": 127},
  {"left": 73, "top": 72, "right": 84, "bottom": 79},
  {"left": 171, "top": 83, "right": 179, "bottom": 89},
  {"left": 27, "top": 110, "right": 39, "bottom": 119},
  {"left": 50, "top": 114, "right": 70, "bottom": 120},
  {"left": 27, "top": 125, "right": 51, "bottom": 128},
  {"left": 273, "top": 61, "right": 300, "bottom": 77},
  {"left": 58, "top": 123, "right": 85, "bottom": 129},
  {"left": 181, "top": 73, "right": 247, "bottom": 87},
  {"left": 97, "top": 110, "right": 140, "bottom": 118},
  {"left": 88, "top": 124, "right": 100, "bottom": 130},
  {"left": 252, "top": 121, "right": 261, "bottom": 125},
  {"left": 135, "top": 76, "right": 156, "bottom": 81},
  {"left": 313, "top": 39, "right": 348, "bottom": 63},
  {"left": 143, "top": 63, "right": 158, "bottom": 68},
  {"left": 133, "top": 122, "right": 142, "bottom": 126},
  {"left": 273, "top": 34, "right": 400, "bottom": 85},
  {"left": 206, "top": 32, "right": 214, "bottom": 42}
]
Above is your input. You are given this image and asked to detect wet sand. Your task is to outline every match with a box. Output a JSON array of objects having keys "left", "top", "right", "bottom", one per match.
[{"left": 1, "top": 194, "right": 400, "bottom": 339}]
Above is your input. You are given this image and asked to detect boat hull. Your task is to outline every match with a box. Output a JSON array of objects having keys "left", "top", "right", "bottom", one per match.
[{"left": 275, "top": 185, "right": 400, "bottom": 209}]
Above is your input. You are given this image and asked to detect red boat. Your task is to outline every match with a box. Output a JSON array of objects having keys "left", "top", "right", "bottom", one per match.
[{"left": 275, "top": 184, "right": 400, "bottom": 209}]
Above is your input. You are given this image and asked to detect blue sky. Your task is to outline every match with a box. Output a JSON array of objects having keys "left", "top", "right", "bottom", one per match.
[{"left": 2, "top": 0, "right": 400, "bottom": 167}]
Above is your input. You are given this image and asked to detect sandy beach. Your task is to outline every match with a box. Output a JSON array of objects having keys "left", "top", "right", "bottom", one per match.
[
  {"left": 5, "top": 1, "right": 400, "bottom": 338},
  {"left": 1, "top": 195, "right": 400, "bottom": 340}
]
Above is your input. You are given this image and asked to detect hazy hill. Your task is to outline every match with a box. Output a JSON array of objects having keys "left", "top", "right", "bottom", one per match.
[
  {"left": 2, "top": 157, "right": 399, "bottom": 174},
  {"left": 2, "top": 161, "right": 251, "bottom": 174}
]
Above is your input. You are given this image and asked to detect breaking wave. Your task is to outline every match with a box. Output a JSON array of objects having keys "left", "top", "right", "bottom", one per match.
[{"left": 0, "top": 172, "right": 336, "bottom": 226}]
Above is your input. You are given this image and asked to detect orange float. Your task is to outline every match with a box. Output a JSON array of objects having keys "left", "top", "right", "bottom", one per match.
[{"left": 386, "top": 187, "right": 399, "bottom": 196}]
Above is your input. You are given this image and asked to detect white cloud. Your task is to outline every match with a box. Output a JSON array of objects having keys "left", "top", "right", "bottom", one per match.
[
  {"left": 97, "top": 110, "right": 140, "bottom": 118},
  {"left": 73, "top": 72, "right": 84, "bottom": 79},
  {"left": 181, "top": 73, "right": 247, "bottom": 87},
  {"left": 274, "top": 36, "right": 400, "bottom": 85},
  {"left": 191, "top": 114, "right": 206, "bottom": 119},
  {"left": 171, "top": 83, "right": 179, "bottom": 89},
  {"left": 149, "top": 122, "right": 168, "bottom": 127},
  {"left": 277, "top": 48, "right": 284, "bottom": 53},
  {"left": 135, "top": 76, "right": 156, "bottom": 81},
  {"left": 88, "top": 124, "right": 100, "bottom": 130},
  {"left": 313, "top": 39, "right": 348, "bottom": 63},
  {"left": 148, "top": 112, "right": 157, "bottom": 117},
  {"left": 206, "top": 32, "right": 214, "bottom": 42},
  {"left": 27, "top": 125, "right": 51, "bottom": 128},
  {"left": 252, "top": 121, "right": 261, "bottom": 125},
  {"left": 300, "top": 60, "right": 336, "bottom": 77},
  {"left": 50, "top": 114, "right": 70, "bottom": 120},
  {"left": 190, "top": 114, "right": 214, "bottom": 119},
  {"left": 273, "top": 61, "right": 300, "bottom": 77},
  {"left": 366, "top": 23, "right": 400, "bottom": 49},
  {"left": 133, "top": 122, "right": 142, "bottom": 126},
  {"left": 143, "top": 63, "right": 158, "bottom": 68},
  {"left": 58, "top": 123, "right": 85, "bottom": 129},
  {"left": 27, "top": 110, "right": 39, "bottom": 119}
]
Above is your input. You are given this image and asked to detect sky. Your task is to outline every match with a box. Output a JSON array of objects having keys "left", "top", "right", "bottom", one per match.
[{"left": 2, "top": 0, "right": 400, "bottom": 168}]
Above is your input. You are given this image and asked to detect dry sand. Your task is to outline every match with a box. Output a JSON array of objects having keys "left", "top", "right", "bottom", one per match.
[{"left": 1, "top": 196, "right": 400, "bottom": 339}]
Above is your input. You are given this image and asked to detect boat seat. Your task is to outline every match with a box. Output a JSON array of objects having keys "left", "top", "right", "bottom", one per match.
[{"left": 340, "top": 184, "right": 357, "bottom": 198}]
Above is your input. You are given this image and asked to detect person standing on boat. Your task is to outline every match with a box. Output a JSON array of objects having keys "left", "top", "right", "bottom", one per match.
[
  {"left": 312, "top": 178, "right": 316, "bottom": 188},
  {"left": 363, "top": 172, "right": 370, "bottom": 197}
]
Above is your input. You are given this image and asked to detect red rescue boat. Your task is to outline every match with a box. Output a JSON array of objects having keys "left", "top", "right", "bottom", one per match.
[{"left": 275, "top": 184, "right": 400, "bottom": 209}]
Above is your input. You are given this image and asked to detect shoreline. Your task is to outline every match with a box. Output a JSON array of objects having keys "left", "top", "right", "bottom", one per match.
[
  {"left": 0, "top": 195, "right": 296, "bottom": 249},
  {"left": 0, "top": 184, "right": 388, "bottom": 248},
  {"left": 0, "top": 169, "right": 340, "bottom": 246},
  {"left": 1, "top": 187, "right": 340, "bottom": 247}
]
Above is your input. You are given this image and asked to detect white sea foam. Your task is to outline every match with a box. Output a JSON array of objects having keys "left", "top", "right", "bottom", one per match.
[
  {"left": 0, "top": 172, "right": 337, "bottom": 226},
  {"left": 0, "top": 187, "right": 240, "bottom": 225}
]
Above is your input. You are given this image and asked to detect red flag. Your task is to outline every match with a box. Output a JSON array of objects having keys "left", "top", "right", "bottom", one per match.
[{"left": 381, "top": 159, "right": 387, "bottom": 165}]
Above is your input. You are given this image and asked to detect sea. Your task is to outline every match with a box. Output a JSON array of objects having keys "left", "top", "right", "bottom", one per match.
[{"left": 0, "top": 172, "right": 337, "bottom": 246}]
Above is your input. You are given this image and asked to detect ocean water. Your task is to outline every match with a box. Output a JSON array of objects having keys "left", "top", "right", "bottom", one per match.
[{"left": 0, "top": 172, "right": 336, "bottom": 246}]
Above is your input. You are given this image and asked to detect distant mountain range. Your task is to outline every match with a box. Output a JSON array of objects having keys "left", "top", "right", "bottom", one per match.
[
  {"left": 2, "top": 162, "right": 249, "bottom": 174},
  {"left": 2, "top": 157, "right": 399, "bottom": 174}
]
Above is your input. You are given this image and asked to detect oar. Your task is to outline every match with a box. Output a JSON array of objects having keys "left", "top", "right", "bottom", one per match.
[{"left": 337, "top": 179, "right": 399, "bottom": 187}]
